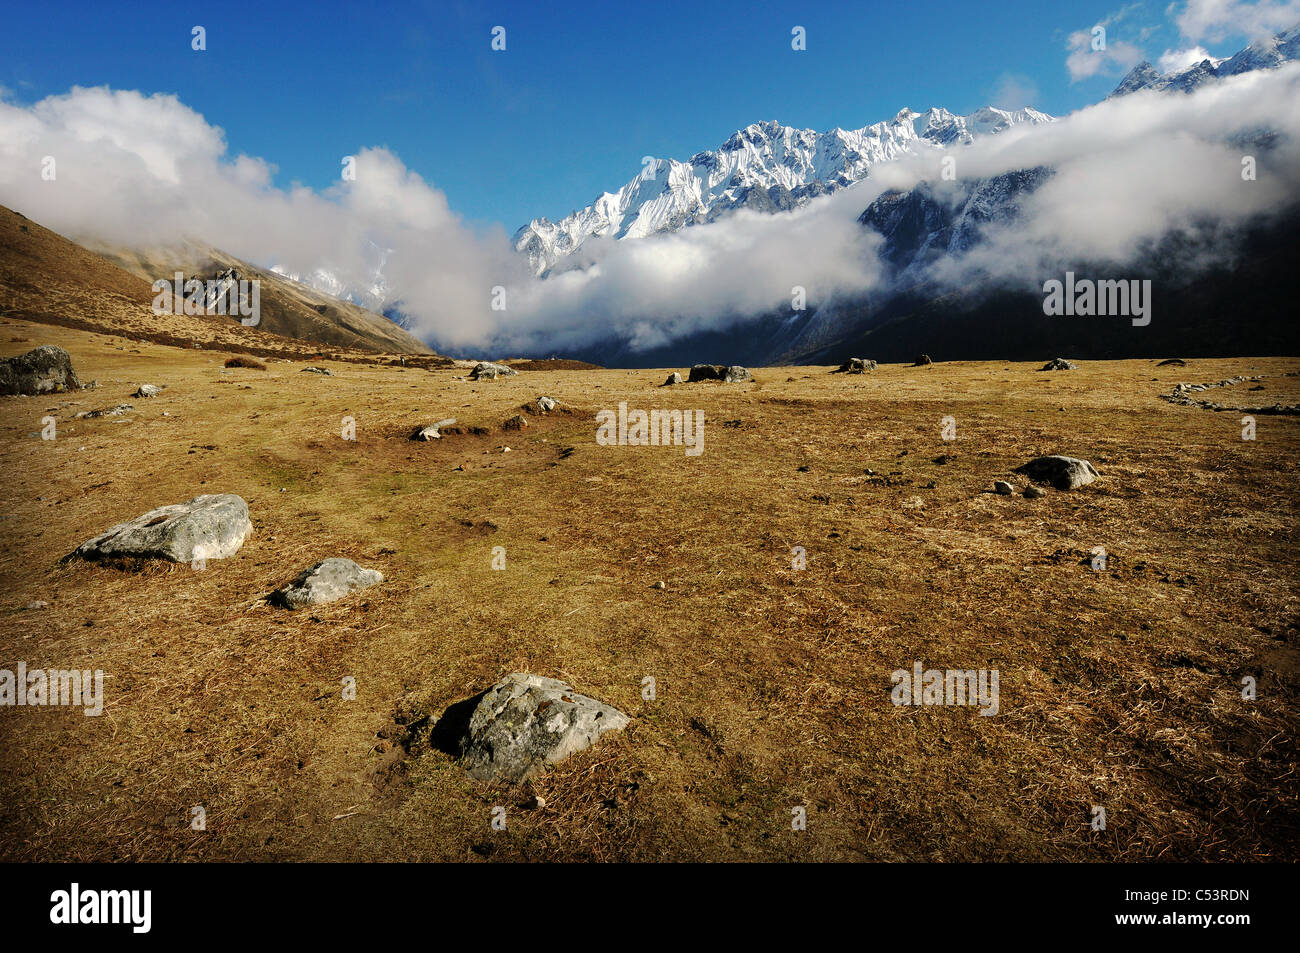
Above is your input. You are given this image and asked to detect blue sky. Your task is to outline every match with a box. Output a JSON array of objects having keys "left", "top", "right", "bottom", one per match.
[{"left": 0, "top": 0, "right": 1266, "bottom": 230}]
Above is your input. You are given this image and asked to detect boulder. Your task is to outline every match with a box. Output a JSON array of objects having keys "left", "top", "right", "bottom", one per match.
[
  {"left": 994, "top": 481, "right": 1014, "bottom": 495},
  {"left": 66, "top": 494, "right": 252, "bottom": 563},
  {"left": 470, "top": 361, "right": 517, "bottom": 380},
  {"left": 1156, "top": 358, "right": 1187, "bottom": 367},
  {"left": 537, "top": 396, "right": 557, "bottom": 412},
  {"left": 1013, "top": 455, "right": 1099, "bottom": 490},
  {"left": 913, "top": 354, "right": 933, "bottom": 366},
  {"left": 688, "top": 364, "right": 751, "bottom": 383},
  {"left": 272, "top": 558, "right": 382, "bottom": 609},
  {"left": 0, "top": 345, "right": 83, "bottom": 395},
  {"left": 301, "top": 366, "right": 333, "bottom": 376},
  {"left": 411, "top": 418, "right": 457, "bottom": 441},
  {"left": 133, "top": 384, "right": 162, "bottom": 397},
  {"left": 661, "top": 372, "right": 683, "bottom": 386},
  {"left": 1040, "top": 358, "right": 1079, "bottom": 371},
  {"left": 834, "top": 357, "right": 877, "bottom": 374},
  {"left": 458, "top": 673, "right": 629, "bottom": 783}
]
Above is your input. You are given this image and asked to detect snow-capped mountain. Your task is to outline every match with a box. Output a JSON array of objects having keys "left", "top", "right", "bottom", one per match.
[
  {"left": 513, "top": 106, "right": 1054, "bottom": 276},
  {"left": 1111, "top": 23, "right": 1300, "bottom": 97}
]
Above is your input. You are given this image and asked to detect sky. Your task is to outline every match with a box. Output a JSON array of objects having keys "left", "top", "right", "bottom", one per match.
[{"left": 1, "top": 0, "right": 1282, "bottom": 232}]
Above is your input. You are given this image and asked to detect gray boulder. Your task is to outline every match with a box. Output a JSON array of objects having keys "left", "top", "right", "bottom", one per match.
[
  {"left": 688, "top": 364, "right": 751, "bottom": 383},
  {"left": 834, "top": 357, "right": 877, "bottom": 373},
  {"left": 0, "top": 345, "right": 83, "bottom": 396},
  {"left": 133, "top": 384, "right": 162, "bottom": 397},
  {"left": 661, "top": 372, "right": 683, "bottom": 386},
  {"left": 723, "top": 365, "right": 753, "bottom": 383},
  {"left": 1014, "top": 455, "right": 1099, "bottom": 490},
  {"left": 459, "top": 673, "right": 629, "bottom": 783},
  {"left": 537, "top": 396, "right": 557, "bottom": 412},
  {"left": 914, "top": 354, "right": 933, "bottom": 366},
  {"left": 470, "top": 361, "right": 517, "bottom": 380},
  {"left": 75, "top": 404, "right": 134, "bottom": 419},
  {"left": 301, "top": 366, "right": 333, "bottom": 376},
  {"left": 272, "top": 558, "right": 382, "bottom": 609},
  {"left": 1040, "top": 358, "right": 1079, "bottom": 371},
  {"left": 66, "top": 494, "right": 252, "bottom": 563}
]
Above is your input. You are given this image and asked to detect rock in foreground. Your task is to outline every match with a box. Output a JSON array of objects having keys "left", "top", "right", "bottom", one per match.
[
  {"left": 470, "top": 361, "right": 517, "bottom": 380},
  {"left": 67, "top": 494, "right": 252, "bottom": 563},
  {"left": 1014, "top": 455, "right": 1099, "bottom": 490},
  {"left": 834, "top": 357, "right": 877, "bottom": 373},
  {"left": 459, "top": 673, "right": 629, "bottom": 783},
  {"left": 1040, "top": 358, "right": 1079, "bottom": 371},
  {"left": 0, "top": 345, "right": 83, "bottom": 396},
  {"left": 688, "top": 364, "right": 752, "bottom": 383},
  {"left": 272, "top": 558, "right": 382, "bottom": 609}
]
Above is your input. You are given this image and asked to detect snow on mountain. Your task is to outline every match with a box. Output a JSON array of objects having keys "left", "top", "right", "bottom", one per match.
[
  {"left": 513, "top": 106, "right": 1055, "bottom": 276},
  {"left": 1111, "top": 23, "right": 1300, "bottom": 97}
]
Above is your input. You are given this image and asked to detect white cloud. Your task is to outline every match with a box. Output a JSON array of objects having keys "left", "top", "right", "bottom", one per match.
[
  {"left": 1066, "top": 29, "right": 1146, "bottom": 82},
  {"left": 1156, "top": 45, "right": 1218, "bottom": 71},
  {"left": 1173, "top": 0, "right": 1300, "bottom": 42}
]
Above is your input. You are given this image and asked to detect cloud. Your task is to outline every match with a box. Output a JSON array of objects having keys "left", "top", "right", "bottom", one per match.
[
  {"left": 1157, "top": 45, "right": 1218, "bottom": 71},
  {"left": 989, "top": 73, "right": 1040, "bottom": 109},
  {"left": 1, "top": 61, "right": 1298, "bottom": 359},
  {"left": 1172, "top": 0, "right": 1300, "bottom": 42},
  {"left": 1065, "top": 5, "right": 1153, "bottom": 81}
]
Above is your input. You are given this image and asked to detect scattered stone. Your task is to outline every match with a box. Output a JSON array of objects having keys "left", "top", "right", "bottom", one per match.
[
  {"left": 133, "top": 384, "right": 162, "bottom": 398},
  {"left": 661, "top": 372, "right": 683, "bottom": 386},
  {"left": 688, "top": 364, "right": 752, "bottom": 383},
  {"left": 301, "top": 366, "right": 333, "bottom": 376},
  {"left": 833, "top": 357, "right": 877, "bottom": 373},
  {"left": 526, "top": 794, "right": 547, "bottom": 810},
  {"left": 0, "top": 345, "right": 83, "bottom": 395},
  {"left": 470, "top": 361, "right": 517, "bottom": 380},
  {"left": 503, "top": 414, "right": 529, "bottom": 431},
  {"left": 1040, "top": 358, "right": 1079, "bottom": 371},
  {"left": 994, "top": 481, "right": 1014, "bottom": 495},
  {"left": 650, "top": 581, "right": 666, "bottom": 590},
  {"left": 913, "top": 354, "right": 933, "bottom": 366},
  {"left": 1024, "top": 485, "right": 1046, "bottom": 499},
  {"left": 1013, "top": 455, "right": 1099, "bottom": 490},
  {"left": 65, "top": 494, "right": 252, "bottom": 563},
  {"left": 271, "top": 558, "right": 383, "bottom": 609},
  {"left": 411, "top": 418, "right": 457, "bottom": 441},
  {"left": 75, "top": 404, "right": 134, "bottom": 419},
  {"left": 23, "top": 600, "right": 49, "bottom": 610},
  {"left": 537, "top": 396, "right": 557, "bottom": 412},
  {"left": 457, "top": 673, "right": 630, "bottom": 783}
]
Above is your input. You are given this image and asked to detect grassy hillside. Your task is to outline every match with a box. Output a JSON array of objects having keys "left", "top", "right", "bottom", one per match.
[{"left": 0, "top": 318, "right": 1296, "bottom": 861}]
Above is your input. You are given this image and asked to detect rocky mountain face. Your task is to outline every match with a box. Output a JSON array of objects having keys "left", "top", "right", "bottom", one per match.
[
  {"left": 513, "top": 106, "right": 1054, "bottom": 276},
  {"left": 1111, "top": 24, "right": 1300, "bottom": 97}
]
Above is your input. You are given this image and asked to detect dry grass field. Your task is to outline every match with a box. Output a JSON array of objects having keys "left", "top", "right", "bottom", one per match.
[{"left": 1, "top": 315, "right": 1297, "bottom": 862}]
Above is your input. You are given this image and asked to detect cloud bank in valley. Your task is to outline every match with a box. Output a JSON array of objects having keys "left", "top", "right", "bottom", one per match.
[{"left": 1, "top": 58, "right": 1299, "bottom": 357}]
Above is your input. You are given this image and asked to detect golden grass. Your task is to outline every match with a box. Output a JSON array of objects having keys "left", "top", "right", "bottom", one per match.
[{"left": 0, "top": 320, "right": 1296, "bottom": 861}]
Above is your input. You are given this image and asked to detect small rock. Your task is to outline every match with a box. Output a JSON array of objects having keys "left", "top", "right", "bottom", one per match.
[
  {"left": 75, "top": 404, "right": 134, "bottom": 419},
  {"left": 994, "top": 481, "right": 1014, "bottom": 495},
  {"left": 1014, "top": 455, "right": 1099, "bottom": 490},
  {"left": 301, "top": 366, "right": 333, "bottom": 376},
  {"left": 1024, "top": 485, "right": 1046, "bottom": 499},
  {"left": 133, "top": 384, "right": 162, "bottom": 398},
  {"left": 537, "top": 396, "right": 557, "bottom": 412},
  {"left": 650, "top": 581, "right": 666, "bottom": 590},
  {"left": 272, "top": 558, "right": 383, "bottom": 609},
  {"left": 661, "top": 372, "right": 683, "bottom": 386},
  {"left": 411, "top": 418, "right": 457, "bottom": 441},
  {"left": 1040, "top": 358, "right": 1078, "bottom": 371},
  {"left": 503, "top": 414, "right": 529, "bottom": 431},
  {"left": 23, "top": 600, "right": 49, "bottom": 610}
]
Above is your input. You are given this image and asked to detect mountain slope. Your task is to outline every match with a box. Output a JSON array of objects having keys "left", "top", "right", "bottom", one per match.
[
  {"left": 91, "top": 242, "right": 432, "bottom": 355},
  {"left": 514, "top": 106, "right": 1054, "bottom": 276},
  {"left": 1111, "top": 23, "right": 1300, "bottom": 97}
]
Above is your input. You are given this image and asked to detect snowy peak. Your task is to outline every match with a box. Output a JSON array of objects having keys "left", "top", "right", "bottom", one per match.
[
  {"left": 513, "top": 105, "right": 1055, "bottom": 275},
  {"left": 1111, "top": 22, "right": 1300, "bottom": 97}
]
